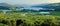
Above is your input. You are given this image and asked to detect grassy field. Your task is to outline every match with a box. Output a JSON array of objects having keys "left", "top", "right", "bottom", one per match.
[{"left": 0, "top": 11, "right": 60, "bottom": 26}]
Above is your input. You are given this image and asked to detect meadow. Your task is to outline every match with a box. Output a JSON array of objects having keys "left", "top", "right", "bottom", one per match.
[{"left": 0, "top": 11, "right": 60, "bottom": 26}]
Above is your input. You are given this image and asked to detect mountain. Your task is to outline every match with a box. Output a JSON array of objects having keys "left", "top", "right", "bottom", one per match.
[
  {"left": 0, "top": 3, "right": 11, "bottom": 6},
  {"left": 31, "top": 3, "right": 60, "bottom": 9},
  {"left": 31, "top": 3, "right": 49, "bottom": 8},
  {"left": 13, "top": 4, "right": 31, "bottom": 8},
  {"left": 0, "top": 3, "right": 16, "bottom": 10},
  {"left": 31, "top": 3, "right": 60, "bottom": 11},
  {"left": 43, "top": 3, "right": 60, "bottom": 8},
  {"left": 42, "top": 3, "right": 60, "bottom": 11}
]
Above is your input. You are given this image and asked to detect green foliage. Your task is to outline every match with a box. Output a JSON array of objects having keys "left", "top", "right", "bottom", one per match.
[{"left": 0, "top": 12, "right": 60, "bottom": 26}]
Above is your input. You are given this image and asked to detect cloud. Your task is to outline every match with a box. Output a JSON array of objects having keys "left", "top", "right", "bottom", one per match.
[{"left": 0, "top": 0, "right": 60, "bottom": 5}]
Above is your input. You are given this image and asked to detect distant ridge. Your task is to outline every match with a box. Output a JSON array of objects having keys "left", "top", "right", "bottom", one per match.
[
  {"left": 31, "top": 3, "right": 60, "bottom": 8},
  {"left": 0, "top": 3, "right": 16, "bottom": 10}
]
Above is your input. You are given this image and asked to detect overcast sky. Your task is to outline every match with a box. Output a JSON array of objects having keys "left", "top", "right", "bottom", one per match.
[{"left": 0, "top": 0, "right": 60, "bottom": 5}]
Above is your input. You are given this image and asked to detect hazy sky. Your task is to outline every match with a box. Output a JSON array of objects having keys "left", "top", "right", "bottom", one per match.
[{"left": 0, "top": 0, "right": 60, "bottom": 5}]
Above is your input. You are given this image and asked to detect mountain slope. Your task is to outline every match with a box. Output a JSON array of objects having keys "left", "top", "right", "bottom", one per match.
[
  {"left": 31, "top": 3, "right": 60, "bottom": 9},
  {"left": 0, "top": 3, "right": 16, "bottom": 10},
  {"left": 31, "top": 3, "right": 60, "bottom": 11}
]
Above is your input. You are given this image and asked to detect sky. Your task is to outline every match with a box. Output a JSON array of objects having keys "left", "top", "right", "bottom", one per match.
[{"left": 0, "top": 0, "right": 60, "bottom": 5}]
